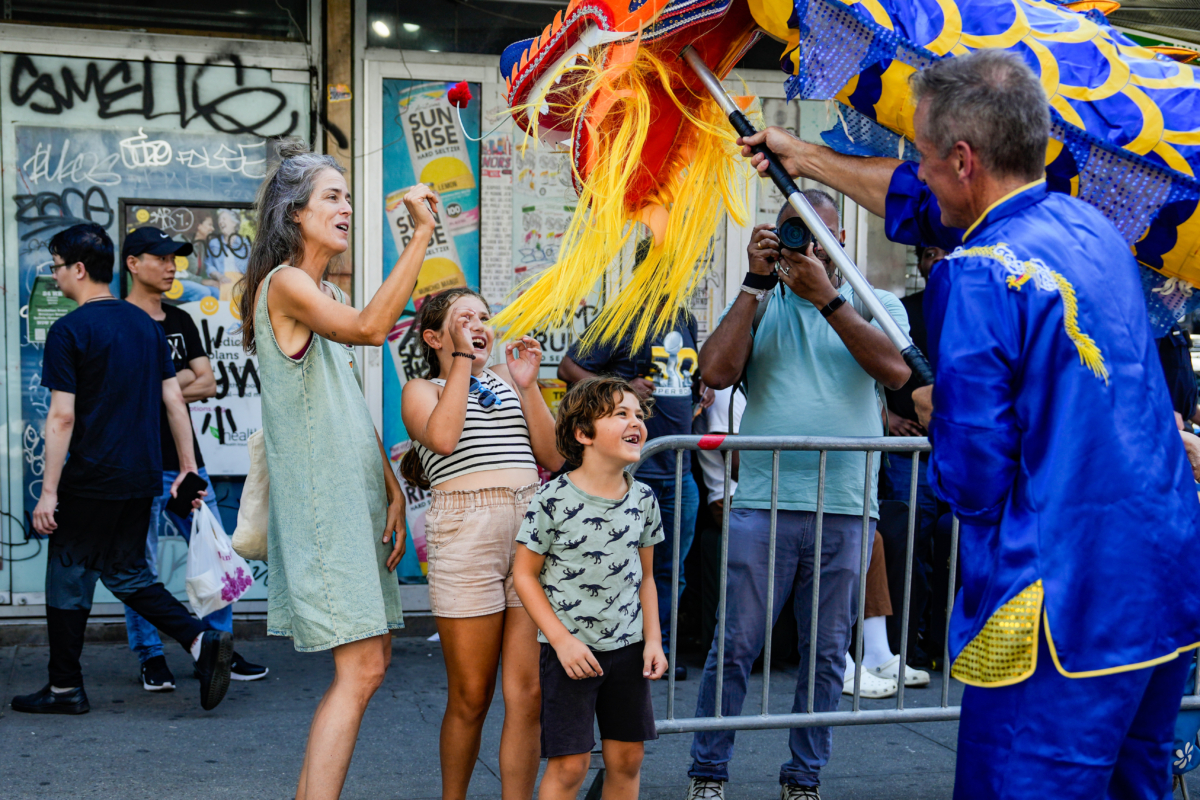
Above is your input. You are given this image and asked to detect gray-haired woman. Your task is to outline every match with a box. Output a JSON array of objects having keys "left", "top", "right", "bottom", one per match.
[{"left": 238, "top": 140, "right": 437, "bottom": 800}]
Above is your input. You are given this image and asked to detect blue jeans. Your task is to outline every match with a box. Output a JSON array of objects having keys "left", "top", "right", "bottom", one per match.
[
  {"left": 125, "top": 468, "right": 231, "bottom": 664},
  {"left": 689, "top": 508, "right": 871, "bottom": 787},
  {"left": 640, "top": 473, "right": 699, "bottom": 652}
]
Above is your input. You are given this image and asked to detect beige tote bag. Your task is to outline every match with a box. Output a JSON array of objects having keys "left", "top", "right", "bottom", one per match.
[{"left": 231, "top": 428, "right": 269, "bottom": 562}]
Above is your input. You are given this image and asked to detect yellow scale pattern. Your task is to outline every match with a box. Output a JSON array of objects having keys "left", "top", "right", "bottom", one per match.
[
  {"left": 951, "top": 580, "right": 1044, "bottom": 687},
  {"left": 948, "top": 243, "right": 1109, "bottom": 383}
]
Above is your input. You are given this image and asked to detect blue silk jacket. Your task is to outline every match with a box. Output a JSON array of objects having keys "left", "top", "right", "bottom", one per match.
[{"left": 886, "top": 162, "right": 1200, "bottom": 683}]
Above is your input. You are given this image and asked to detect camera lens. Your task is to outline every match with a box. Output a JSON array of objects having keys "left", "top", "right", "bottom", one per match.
[{"left": 778, "top": 217, "right": 812, "bottom": 251}]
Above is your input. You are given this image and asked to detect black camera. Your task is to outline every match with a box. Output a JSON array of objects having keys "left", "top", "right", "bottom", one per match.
[{"left": 777, "top": 217, "right": 813, "bottom": 252}]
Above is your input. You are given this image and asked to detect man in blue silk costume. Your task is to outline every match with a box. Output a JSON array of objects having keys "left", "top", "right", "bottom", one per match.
[{"left": 739, "top": 50, "right": 1200, "bottom": 799}]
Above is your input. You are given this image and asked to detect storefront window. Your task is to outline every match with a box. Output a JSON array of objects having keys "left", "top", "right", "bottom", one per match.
[
  {"left": 366, "top": 0, "right": 783, "bottom": 68},
  {"left": 5, "top": 0, "right": 308, "bottom": 41},
  {"left": 367, "top": 0, "right": 542, "bottom": 54}
]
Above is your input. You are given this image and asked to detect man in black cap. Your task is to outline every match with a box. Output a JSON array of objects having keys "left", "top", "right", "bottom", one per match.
[{"left": 123, "top": 226, "right": 268, "bottom": 691}]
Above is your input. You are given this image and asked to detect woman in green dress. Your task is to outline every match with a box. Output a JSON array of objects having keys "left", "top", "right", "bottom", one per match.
[{"left": 238, "top": 140, "right": 437, "bottom": 800}]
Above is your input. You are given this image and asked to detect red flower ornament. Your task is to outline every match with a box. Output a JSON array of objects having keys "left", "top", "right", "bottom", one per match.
[{"left": 447, "top": 81, "right": 472, "bottom": 109}]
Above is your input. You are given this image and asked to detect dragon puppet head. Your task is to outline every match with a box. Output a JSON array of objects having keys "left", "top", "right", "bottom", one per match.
[{"left": 490, "top": 0, "right": 764, "bottom": 349}]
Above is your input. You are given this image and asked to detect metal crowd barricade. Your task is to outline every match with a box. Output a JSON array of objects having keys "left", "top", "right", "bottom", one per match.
[{"left": 633, "top": 434, "right": 1200, "bottom": 737}]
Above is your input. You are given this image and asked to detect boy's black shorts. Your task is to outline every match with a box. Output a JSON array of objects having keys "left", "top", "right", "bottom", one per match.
[{"left": 539, "top": 641, "right": 658, "bottom": 758}]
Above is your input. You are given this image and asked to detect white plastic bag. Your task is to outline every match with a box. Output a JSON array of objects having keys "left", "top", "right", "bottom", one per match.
[{"left": 186, "top": 502, "right": 255, "bottom": 618}]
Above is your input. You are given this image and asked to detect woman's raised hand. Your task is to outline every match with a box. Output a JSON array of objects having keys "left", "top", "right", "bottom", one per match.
[
  {"left": 403, "top": 184, "right": 440, "bottom": 232},
  {"left": 505, "top": 336, "right": 542, "bottom": 390}
]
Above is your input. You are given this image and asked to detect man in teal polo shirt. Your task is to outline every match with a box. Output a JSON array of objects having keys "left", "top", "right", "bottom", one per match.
[{"left": 687, "top": 189, "right": 910, "bottom": 800}]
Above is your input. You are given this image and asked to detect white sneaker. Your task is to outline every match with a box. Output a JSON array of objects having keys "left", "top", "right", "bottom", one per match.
[
  {"left": 685, "top": 777, "right": 725, "bottom": 799},
  {"left": 868, "top": 654, "right": 931, "bottom": 688},
  {"left": 842, "top": 665, "right": 898, "bottom": 698},
  {"left": 780, "top": 786, "right": 820, "bottom": 800}
]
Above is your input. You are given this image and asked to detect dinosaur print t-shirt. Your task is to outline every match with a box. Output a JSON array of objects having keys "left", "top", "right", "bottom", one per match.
[{"left": 517, "top": 472, "right": 664, "bottom": 651}]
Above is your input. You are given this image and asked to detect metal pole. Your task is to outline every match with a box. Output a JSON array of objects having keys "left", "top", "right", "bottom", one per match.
[
  {"left": 762, "top": 450, "right": 780, "bottom": 715},
  {"left": 807, "top": 451, "right": 827, "bottom": 713},
  {"left": 667, "top": 449, "right": 683, "bottom": 718},
  {"left": 715, "top": 448, "right": 733, "bottom": 718},
  {"left": 896, "top": 451, "right": 919, "bottom": 710},
  {"left": 852, "top": 451, "right": 873, "bottom": 711},
  {"left": 942, "top": 516, "right": 960, "bottom": 708},
  {"left": 679, "top": 46, "right": 934, "bottom": 385}
]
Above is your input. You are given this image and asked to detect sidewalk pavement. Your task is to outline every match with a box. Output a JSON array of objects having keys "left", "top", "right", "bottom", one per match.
[{"left": 2, "top": 637, "right": 1196, "bottom": 799}]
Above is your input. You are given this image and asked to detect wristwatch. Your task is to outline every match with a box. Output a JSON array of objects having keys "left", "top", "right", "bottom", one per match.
[{"left": 819, "top": 295, "right": 847, "bottom": 319}]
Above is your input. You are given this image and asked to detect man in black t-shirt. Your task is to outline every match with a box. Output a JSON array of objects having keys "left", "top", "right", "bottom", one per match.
[
  {"left": 11, "top": 224, "right": 233, "bottom": 716},
  {"left": 559, "top": 309, "right": 711, "bottom": 680},
  {"left": 123, "top": 226, "right": 268, "bottom": 690}
]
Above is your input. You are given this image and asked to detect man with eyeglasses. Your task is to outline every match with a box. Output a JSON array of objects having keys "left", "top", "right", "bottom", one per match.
[{"left": 10, "top": 223, "right": 233, "bottom": 716}]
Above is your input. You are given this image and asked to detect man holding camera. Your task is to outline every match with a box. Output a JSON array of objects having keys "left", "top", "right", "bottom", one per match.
[
  {"left": 686, "top": 189, "right": 910, "bottom": 800},
  {"left": 739, "top": 50, "right": 1200, "bottom": 799}
]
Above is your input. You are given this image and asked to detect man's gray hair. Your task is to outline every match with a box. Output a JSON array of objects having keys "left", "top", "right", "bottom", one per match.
[
  {"left": 778, "top": 188, "right": 839, "bottom": 224},
  {"left": 910, "top": 50, "right": 1049, "bottom": 181}
]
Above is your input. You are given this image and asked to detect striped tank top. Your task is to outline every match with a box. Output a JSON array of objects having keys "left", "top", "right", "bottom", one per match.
[{"left": 416, "top": 368, "right": 537, "bottom": 486}]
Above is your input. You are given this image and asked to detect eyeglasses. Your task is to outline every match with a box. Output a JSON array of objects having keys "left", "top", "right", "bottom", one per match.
[
  {"left": 49, "top": 261, "right": 75, "bottom": 273},
  {"left": 469, "top": 376, "right": 503, "bottom": 409}
]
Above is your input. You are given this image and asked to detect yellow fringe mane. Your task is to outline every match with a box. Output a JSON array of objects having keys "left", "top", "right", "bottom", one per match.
[{"left": 491, "top": 44, "right": 752, "bottom": 352}]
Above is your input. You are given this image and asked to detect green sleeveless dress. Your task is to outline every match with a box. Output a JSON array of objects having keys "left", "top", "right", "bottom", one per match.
[{"left": 255, "top": 266, "right": 404, "bottom": 651}]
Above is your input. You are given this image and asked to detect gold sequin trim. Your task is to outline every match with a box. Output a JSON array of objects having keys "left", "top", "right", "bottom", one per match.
[{"left": 951, "top": 580, "right": 1043, "bottom": 687}]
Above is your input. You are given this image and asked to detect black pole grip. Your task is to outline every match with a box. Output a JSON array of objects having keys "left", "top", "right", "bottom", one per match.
[
  {"left": 902, "top": 345, "right": 935, "bottom": 387},
  {"left": 728, "top": 109, "right": 802, "bottom": 200}
]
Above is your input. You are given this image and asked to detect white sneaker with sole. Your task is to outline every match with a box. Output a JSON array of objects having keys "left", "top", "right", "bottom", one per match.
[
  {"left": 780, "top": 785, "right": 820, "bottom": 800},
  {"left": 868, "top": 654, "right": 931, "bottom": 688},
  {"left": 685, "top": 777, "right": 725, "bottom": 799},
  {"left": 842, "top": 665, "right": 898, "bottom": 699}
]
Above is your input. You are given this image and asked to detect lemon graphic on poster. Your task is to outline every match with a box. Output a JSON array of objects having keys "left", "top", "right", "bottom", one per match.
[
  {"left": 420, "top": 156, "right": 476, "bottom": 194},
  {"left": 412, "top": 257, "right": 467, "bottom": 307},
  {"left": 165, "top": 280, "right": 184, "bottom": 300}
]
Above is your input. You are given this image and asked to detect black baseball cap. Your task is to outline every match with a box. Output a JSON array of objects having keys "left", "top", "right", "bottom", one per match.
[{"left": 122, "top": 226, "right": 195, "bottom": 263}]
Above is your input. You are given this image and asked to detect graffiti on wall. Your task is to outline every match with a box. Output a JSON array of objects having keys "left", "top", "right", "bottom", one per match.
[{"left": 4, "top": 52, "right": 308, "bottom": 602}]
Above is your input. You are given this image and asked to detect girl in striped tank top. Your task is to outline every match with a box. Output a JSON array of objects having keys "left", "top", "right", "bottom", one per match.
[{"left": 400, "top": 287, "right": 563, "bottom": 800}]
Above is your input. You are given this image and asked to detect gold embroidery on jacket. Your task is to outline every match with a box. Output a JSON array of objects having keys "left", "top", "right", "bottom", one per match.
[{"left": 946, "top": 244, "right": 1108, "bottom": 383}]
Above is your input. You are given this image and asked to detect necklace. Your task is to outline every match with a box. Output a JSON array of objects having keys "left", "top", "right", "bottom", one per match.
[{"left": 81, "top": 295, "right": 116, "bottom": 305}]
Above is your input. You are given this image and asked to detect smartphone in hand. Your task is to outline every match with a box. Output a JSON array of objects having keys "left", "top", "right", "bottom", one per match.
[{"left": 166, "top": 471, "right": 208, "bottom": 518}]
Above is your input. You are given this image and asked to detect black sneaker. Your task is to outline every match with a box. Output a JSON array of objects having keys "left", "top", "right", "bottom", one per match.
[
  {"left": 230, "top": 652, "right": 269, "bottom": 681},
  {"left": 194, "top": 630, "right": 233, "bottom": 710},
  {"left": 141, "top": 655, "right": 176, "bottom": 692},
  {"left": 11, "top": 684, "right": 90, "bottom": 715}
]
